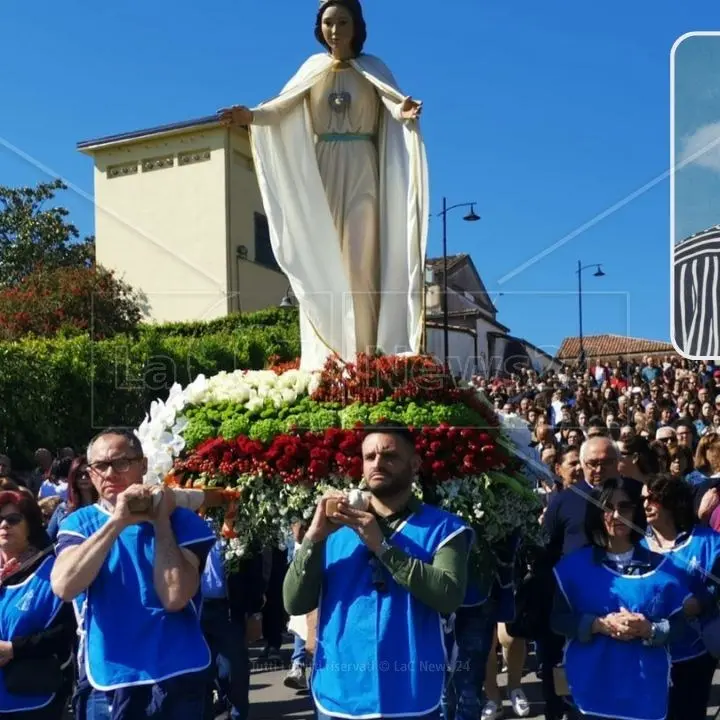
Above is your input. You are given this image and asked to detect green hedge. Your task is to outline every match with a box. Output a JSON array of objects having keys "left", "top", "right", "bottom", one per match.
[
  {"left": 0, "top": 310, "right": 301, "bottom": 466},
  {"left": 139, "top": 307, "right": 298, "bottom": 337}
]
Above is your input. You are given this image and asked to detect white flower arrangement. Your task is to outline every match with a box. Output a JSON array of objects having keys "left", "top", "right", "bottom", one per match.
[
  {"left": 134, "top": 369, "right": 542, "bottom": 572},
  {"left": 135, "top": 369, "right": 318, "bottom": 485}
]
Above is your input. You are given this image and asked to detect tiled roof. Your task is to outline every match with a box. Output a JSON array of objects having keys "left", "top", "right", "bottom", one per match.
[{"left": 557, "top": 334, "right": 674, "bottom": 360}]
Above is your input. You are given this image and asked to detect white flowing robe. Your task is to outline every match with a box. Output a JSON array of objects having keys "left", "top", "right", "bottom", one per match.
[{"left": 249, "top": 53, "right": 429, "bottom": 371}]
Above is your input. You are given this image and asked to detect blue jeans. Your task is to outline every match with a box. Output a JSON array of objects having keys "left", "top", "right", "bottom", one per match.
[
  {"left": 442, "top": 601, "right": 497, "bottom": 720},
  {"left": 291, "top": 633, "right": 307, "bottom": 667},
  {"left": 201, "top": 600, "right": 250, "bottom": 720},
  {"left": 84, "top": 670, "right": 208, "bottom": 719}
]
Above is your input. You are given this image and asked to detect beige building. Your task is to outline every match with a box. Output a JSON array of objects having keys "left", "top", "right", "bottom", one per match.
[{"left": 78, "top": 116, "right": 289, "bottom": 323}]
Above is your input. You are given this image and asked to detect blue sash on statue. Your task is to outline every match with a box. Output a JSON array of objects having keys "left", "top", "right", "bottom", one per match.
[
  {"left": 312, "top": 503, "right": 471, "bottom": 719},
  {"left": 0, "top": 555, "right": 64, "bottom": 712}
]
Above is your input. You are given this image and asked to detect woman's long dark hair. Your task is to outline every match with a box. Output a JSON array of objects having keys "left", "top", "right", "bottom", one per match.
[
  {"left": 0, "top": 491, "right": 50, "bottom": 551},
  {"left": 315, "top": 0, "right": 367, "bottom": 57},
  {"left": 645, "top": 473, "right": 696, "bottom": 533},
  {"left": 66, "top": 455, "right": 97, "bottom": 511},
  {"left": 585, "top": 477, "right": 646, "bottom": 550}
]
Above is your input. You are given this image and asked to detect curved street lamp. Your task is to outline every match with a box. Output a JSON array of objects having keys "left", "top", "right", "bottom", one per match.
[
  {"left": 437, "top": 198, "right": 481, "bottom": 370},
  {"left": 576, "top": 261, "right": 606, "bottom": 367},
  {"left": 279, "top": 285, "right": 296, "bottom": 308}
]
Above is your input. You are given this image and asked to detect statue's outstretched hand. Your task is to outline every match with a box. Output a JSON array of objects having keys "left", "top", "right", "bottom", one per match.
[
  {"left": 218, "top": 105, "right": 253, "bottom": 127},
  {"left": 399, "top": 96, "right": 423, "bottom": 121}
]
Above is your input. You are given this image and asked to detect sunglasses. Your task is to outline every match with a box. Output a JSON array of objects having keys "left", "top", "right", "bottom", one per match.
[
  {"left": 0, "top": 513, "right": 24, "bottom": 526},
  {"left": 603, "top": 501, "right": 635, "bottom": 515}
]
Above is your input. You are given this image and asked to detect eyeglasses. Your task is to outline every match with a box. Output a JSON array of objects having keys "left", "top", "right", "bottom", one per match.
[
  {"left": 603, "top": 501, "right": 635, "bottom": 515},
  {"left": 584, "top": 459, "right": 616, "bottom": 469},
  {"left": 87, "top": 457, "right": 141, "bottom": 475},
  {"left": 0, "top": 513, "right": 24, "bottom": 526},
  {"left": 643, "top": 494, "right": 659, "bottom": 504}
]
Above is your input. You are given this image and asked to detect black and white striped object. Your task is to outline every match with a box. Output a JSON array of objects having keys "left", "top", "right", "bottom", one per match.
[{"left": 674, "top": 225, "right": 720, "bottom": 358}]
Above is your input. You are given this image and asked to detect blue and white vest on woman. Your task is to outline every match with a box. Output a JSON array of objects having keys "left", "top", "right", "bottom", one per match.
[
  {"left": 311, "top": 503, "right": 471, "bottom": 719},
  {"left": 57, "top": 504, "right": 215, "bottom": 691},
  {"left": 0, "top": 555, "right": 64, "bottom": 712},
  {"left": 554, "top": 546, "right": 688, "bottom": 720},
  {"left": 641, "top": 526, "right": 720, "bottom": 662}
]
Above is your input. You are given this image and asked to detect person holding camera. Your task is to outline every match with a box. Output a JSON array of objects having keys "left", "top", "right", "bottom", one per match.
[
  {"left": 284, "top": 422, "right": 472, "bottom": 720},
  {"left": 50, "top": 427, "right": 215, "bottom": 720}
]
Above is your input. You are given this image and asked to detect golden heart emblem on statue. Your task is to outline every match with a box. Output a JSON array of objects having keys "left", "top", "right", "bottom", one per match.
[{"left": 328, "top": 91, "right": 351, "bottom": 113}]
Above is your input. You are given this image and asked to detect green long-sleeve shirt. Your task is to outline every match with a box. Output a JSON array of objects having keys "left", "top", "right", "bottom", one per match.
[{"left": 283, "top": 496, "right": 470, "bottom": 617}]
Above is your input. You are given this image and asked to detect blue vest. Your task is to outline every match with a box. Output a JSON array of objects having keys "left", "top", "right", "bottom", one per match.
[
  {"left": 311, "top": 504, "right": 470, "bottom": 718},
  {"left": 554, "top": 546, "right": 686, "bottom": 720},
  {"left": 0, "top": 555, "right": 64, "bottom": 712},
  {"left": 58, "top": 504, "right": 214, "bottom": 690},
  {"left": 641, "top": 526, "right": 720, "bottom": 662}
]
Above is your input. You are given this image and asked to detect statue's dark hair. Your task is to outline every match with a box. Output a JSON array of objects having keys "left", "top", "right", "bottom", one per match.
[{"left": 315, "top": 0, "right": 367, "bottom": 57}]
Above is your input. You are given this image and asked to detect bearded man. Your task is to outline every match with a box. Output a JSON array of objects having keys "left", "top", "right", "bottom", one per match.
[{"left": 283, "top": 422, "right": 471, "bottom": 720}]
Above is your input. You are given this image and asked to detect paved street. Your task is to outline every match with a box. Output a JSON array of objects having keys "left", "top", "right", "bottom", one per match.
[{"left": 247, "top": 638, "right": 720, "bottom": 720}]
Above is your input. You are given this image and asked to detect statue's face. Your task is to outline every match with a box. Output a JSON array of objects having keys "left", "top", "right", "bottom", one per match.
[{"left": 321, "top": 4, "right": 354, "bottom": 56}]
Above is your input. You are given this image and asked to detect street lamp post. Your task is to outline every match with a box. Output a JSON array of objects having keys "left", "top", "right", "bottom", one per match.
[
  {"left": 576, "top": 261, "right": 605, "bottom": 368},
  {"left": 279, "top": 285, "right": 295, "bottom": 308},
  {"left": 438, "top": 197, "right": 481, "bottom": 371}
]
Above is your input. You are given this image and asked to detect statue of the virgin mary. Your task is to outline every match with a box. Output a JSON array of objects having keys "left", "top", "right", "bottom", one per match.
[{"left": 219, "top": 0, "right": 429, "bottom": 371}]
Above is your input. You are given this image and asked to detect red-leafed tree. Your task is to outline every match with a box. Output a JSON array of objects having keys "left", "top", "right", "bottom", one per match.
[
  {"left": 0, "top": 180, "right": 145, "bottom": 338},
  {"left": 0, "top": 264, "right": 145, "bottom": 340}
]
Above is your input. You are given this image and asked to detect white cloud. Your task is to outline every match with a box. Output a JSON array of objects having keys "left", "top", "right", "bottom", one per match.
[{"left": 679, "top": 122, "right": 720, "bottom": 172}]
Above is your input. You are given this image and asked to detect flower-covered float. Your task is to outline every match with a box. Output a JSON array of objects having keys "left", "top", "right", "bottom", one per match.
[{"left": 136, "top": 353, "right": 542, "bottom": 571}]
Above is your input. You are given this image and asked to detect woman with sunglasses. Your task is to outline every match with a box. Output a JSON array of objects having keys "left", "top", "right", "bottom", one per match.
[
  {"left": 46, "top": 456, "right": 96, "bottom": 542},
  {"left": 0, "top": 490, "right": 75, "bottom": 718},
  {"left": 641, "top": 474, "right": 720, "bottom": 720},
  {"left": 551, "top": 477, "right": 688, "bottom": 720}
]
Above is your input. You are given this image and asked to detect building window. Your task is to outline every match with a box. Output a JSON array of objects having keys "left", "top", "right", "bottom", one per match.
[{"left": 254, "top": 213, "right": 279, "bottom": 270}]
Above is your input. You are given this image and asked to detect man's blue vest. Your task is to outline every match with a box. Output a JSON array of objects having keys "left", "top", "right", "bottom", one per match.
[
  {"left": 59, "top": 504, "right": 214, "bottom": 690},
  {"left": 311, "top": 503, "right": 470, "bottom": 718}
]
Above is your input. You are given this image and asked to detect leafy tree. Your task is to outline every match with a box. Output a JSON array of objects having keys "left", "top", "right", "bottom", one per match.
[
  {"left": 0, "top": 264, "right": 145, "bottom": 340},
  {"left": 0, "top": 179, "right": 94, "bottom": 286}
]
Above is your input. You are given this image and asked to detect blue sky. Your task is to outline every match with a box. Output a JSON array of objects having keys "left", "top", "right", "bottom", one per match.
[
  {"left": 1, "top": 1, "right": 717, "bottom": 358},
  {"left": 674, "top": 33, "right": 720, "bottom": 242}
]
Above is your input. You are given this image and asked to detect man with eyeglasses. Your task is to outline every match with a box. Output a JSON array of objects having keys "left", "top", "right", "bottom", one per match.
[
  {"left": 283, "top": 422, "right": 472, "bottom": 720},
  {"left": 50, "top": 427, "right": 215, "bottom": 719}
]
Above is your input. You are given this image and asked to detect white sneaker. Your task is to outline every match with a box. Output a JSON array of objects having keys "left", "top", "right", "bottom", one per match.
[
  {"left": 283, "top": 663, "right": 307, "bottom": 690},
  {"left": 509, "top": 688, "right": 530, "bottom": 717},
  {"left": 481, "top": 700, "right": 503, "bottom": 720}
]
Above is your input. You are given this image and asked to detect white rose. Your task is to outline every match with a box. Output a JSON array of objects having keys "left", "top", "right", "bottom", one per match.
[
  {"left": 184, "top": 375, "right": 210, "bottom": 405},
  {"left": 245, "top": 397, "right": 264, "bottom": 413}
]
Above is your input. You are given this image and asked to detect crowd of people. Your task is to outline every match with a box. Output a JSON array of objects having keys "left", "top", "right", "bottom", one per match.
[
  {"left": 465, "top": 352, "right": 720, "bottom": 720},
  {"left": 0, "top": 353, "right": 719, "bottom": 720}
]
